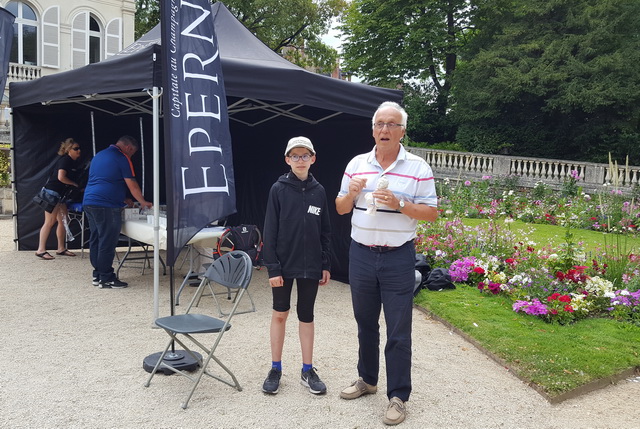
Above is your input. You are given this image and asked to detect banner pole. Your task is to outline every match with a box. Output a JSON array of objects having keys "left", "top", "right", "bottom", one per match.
[{"left": 152, "top": 86, "right": 160, "bottom": 322}]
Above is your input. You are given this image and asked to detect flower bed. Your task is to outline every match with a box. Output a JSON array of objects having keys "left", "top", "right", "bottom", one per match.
[{"left": 417, "top": 174, "right": 640, "bottom": 325}]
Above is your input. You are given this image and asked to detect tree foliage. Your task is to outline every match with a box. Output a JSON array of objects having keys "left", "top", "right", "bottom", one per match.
[
  {"left": 452, "top": 0, "right": 640, "bottom": 163},
  {"left": 134, "top": 0, "right": 346, "bottom": 74},
  {"left": 135, "top": 0, "right": 160, "bottom": 39},
  {"left": 339, "top": 0, "right": 474, "bottom": 143}
]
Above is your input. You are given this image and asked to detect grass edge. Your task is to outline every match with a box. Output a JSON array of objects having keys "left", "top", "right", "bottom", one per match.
[{"left": 413, "top": 303, "right": 640, "bottom": 403}]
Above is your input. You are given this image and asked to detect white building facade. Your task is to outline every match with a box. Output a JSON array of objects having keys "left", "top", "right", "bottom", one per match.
[{"left": 1, "top": 0, "right": 136, "bottom": 106}]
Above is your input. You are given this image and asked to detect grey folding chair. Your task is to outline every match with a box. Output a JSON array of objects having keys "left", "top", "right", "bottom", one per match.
[
  {"left": 196, "top": 257, "right": 256, "bottom": 317},
  {"left": 144, "top": 250, "right": 253, "bottom": 409}
]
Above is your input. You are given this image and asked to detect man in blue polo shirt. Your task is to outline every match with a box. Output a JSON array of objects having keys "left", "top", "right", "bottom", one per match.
[
  {"left": 336, "top": 102, "right": 438, "bottom": 426},
  {"left": 83, "top": 135, "right": 152, "bottom": 289}
]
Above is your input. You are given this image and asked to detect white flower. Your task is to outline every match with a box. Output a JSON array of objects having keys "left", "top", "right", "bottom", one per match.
[{"left": 584, "top": 276, "right": 614, "bottom": 296}]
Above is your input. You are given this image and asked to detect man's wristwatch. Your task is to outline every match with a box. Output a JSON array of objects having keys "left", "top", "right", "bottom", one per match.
[{"left": 398, "top": 200, "right": 405, "bottom": 211}]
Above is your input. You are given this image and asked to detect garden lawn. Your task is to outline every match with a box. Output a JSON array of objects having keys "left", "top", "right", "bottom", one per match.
[
  {"left": 414, "top": 217, "right": 640, "bottom": 400},
  {"left": 415, "top": 287, "right": 640, "bottom": 398},
  {"left": 461, "top": 218, "right": 640, "bottom": 253}
]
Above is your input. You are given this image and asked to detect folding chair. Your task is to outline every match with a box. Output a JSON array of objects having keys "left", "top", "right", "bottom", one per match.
[
  {"left": 196, "top": 252, "right": 256, "bottom": 316},
  {"left": 144, "top": 251, "right": 253, "bottom": 409}
]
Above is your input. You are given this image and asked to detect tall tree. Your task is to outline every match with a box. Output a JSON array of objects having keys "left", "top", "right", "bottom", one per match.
[
  {"left": 453, "top": 0, "right": 640, "bottom": 163},
  {"left": 134, "top": 0, "right": 346, "bottom": 74},
  {"left": 135, "top": 0, "right": 160, "bottom": 40},
  {"left": 339, "top": 0, "right": 474, "bottom": 143}
]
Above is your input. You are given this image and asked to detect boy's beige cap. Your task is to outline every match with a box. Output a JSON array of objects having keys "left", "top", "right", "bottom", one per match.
[{"left": 284, "top": 136, "right": 315, "bottom": 156}]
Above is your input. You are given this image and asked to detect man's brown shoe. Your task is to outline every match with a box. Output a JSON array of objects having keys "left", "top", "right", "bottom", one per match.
[
  {"left": 339, "top": 377, "right": 377, "bottom": 399},
  {"left": 383, "top": 397, "right": 406, "bottom": 425}
]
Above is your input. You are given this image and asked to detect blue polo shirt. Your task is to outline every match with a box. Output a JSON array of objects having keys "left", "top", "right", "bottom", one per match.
[{"left": 83, "top": 145, "right": 135, "bottom": 208}]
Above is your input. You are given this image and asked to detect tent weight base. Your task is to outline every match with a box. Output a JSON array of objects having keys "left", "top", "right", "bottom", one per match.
[{"left": 143, "top": 350, "right": 201, "bottom": 374}]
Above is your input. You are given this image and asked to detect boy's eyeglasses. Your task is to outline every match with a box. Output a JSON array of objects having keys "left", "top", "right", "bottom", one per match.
[
  {"left": 374, "top": 122, "right": 404, "bottom": 130},
  {"left": 71, "top": 147, "right": 81, "bottom": 151},
  {"left": 288, "top": 154, "right": 312, "bottom": 162}
]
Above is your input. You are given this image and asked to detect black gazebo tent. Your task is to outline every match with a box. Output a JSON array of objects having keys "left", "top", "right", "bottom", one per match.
[{"left": 9, "top": 2, "right": 402, "bottom": 281}]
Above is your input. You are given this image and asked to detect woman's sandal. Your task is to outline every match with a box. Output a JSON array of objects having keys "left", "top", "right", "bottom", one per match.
[
  {"left": 56, "top": 249, "right": 76, "bottom": 257},
  {"left": 36, "top": 251, "right": 55, "bottom": 260}
]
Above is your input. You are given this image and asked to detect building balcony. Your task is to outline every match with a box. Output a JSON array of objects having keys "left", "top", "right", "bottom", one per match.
[{"left": 7, "top": 62, "right": 42, "bottom": 83}]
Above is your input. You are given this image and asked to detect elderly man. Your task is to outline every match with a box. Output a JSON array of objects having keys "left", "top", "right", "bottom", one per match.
[{"left": 335, "top": 101, "right": 438, "bottom": 425}]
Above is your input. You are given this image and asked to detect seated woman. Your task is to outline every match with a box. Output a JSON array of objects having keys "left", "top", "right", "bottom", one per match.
[{"left": 35, "top": 138, "right": 82, "bottom": 260}]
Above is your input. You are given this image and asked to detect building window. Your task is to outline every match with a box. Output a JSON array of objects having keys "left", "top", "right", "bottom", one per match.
[
  {"left": 88, "top": 16, "right": 101, "bottom": 64},
  {"left": 6, "top": 1, "right": 38, "bottom": 65}
]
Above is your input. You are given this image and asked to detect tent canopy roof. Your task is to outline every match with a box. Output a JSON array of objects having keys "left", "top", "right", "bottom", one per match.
[{"left": 10, "top": 2, "right": 401, "bottom": 124}]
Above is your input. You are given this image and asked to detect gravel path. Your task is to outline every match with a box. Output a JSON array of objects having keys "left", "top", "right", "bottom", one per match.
[{"left": 1, "top": 218, "right": 638, "bottom": 428}]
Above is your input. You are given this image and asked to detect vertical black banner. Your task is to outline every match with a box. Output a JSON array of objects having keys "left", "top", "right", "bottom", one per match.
[
  {"left": 160, "top": 0, "right": 236, "bottom": 265},
  {"left": 0, "top": 8, "right": 15, "bottom": 105}
]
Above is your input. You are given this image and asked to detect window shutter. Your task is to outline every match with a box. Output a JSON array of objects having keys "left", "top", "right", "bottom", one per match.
[
  {"left": 105, "top": 18, "right": 122, "bottom": 58},
  {"left": 41, "top": 6, "right": 60, "bottom": 68},
  {"left": 71, "top": 11, "right": 88, "bottom": 68}
]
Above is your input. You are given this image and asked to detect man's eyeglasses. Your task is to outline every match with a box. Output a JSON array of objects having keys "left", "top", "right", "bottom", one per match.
[
  {"left": 71, "top": 147, "right": 81, "bottom": 151},
  {"left": 288, "top": 154, "right": 312, "bottom": 162},
  {"left": 374, "top": 122, "right": 404, "bottom": 130}
]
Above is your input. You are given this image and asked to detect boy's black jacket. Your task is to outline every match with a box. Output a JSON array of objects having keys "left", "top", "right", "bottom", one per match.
[{"left": 263, "top": 172, "right": 332, "bottom": 279}]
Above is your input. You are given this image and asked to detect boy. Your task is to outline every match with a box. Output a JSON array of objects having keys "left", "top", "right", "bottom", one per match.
[{"left": 261, "top": 136, "right": 332, "bottom": 395}]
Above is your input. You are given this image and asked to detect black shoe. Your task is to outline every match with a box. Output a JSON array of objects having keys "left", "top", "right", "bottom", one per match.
[
  {"left": 99, "top": 279, "right": 128, "bottom": 289},
  {"left": 301, "top": 367, "right": 327, "bottom": 395},
  {"left": 92, "top": 277, "right": 99, "bottom": 287},
  {"left": 262, "top": 368, "right": 282, "bottom": 394}
]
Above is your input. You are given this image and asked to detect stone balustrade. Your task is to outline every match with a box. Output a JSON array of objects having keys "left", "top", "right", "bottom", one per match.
[
  {"left": 407, "top": 147, "right": 640, "bottom": 194},
  {"left": 7, "top": 63, "right": 42, "bottom": 82}
]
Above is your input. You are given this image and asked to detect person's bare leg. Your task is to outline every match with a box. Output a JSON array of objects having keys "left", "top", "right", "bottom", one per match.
[
  {"left": 55, "top": 205, "right": 67, "bottom": 253},
  {"left": 270, "top": 310, "right": 289, "bottom": 362},
  {"left": 36, "top": 206, "right": 60, "bottom": 257},
  {"left": 299, "top": 321, "right": 314, "bottom": 365}
]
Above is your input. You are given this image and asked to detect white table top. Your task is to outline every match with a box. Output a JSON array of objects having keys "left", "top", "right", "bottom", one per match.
[{"left": 121, "top": 219, "right": 225, "bottom": 250}]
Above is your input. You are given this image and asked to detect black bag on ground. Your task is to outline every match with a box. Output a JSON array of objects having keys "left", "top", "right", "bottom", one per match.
[
  {"left": 414, "top": 253, "right": 431, "bottom": 296},
  {"left": 216, "top": 224, "right": 263, "bottom": 267},
  {"left": 425, "top": 268, "right": 456, "bottom": 291},
  {"left": 33, "top": 187, "right": 60, "bottom": 213}
]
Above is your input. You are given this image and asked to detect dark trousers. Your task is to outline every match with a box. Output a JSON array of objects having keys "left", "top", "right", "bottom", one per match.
[
  {"left": 85, "top": 206, "right": 122, "bottom": 282},
  {"left": 272, "top": 277, "right": 319, "bottom": 323},
  {"left": 349, "top": 240, "right": 415, "bottom": 402}
]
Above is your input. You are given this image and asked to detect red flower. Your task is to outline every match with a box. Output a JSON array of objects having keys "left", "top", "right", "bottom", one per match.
[
  {"left": 547, "top": 293, "right": 561, "bottom": 302},
  {"left": 505, "top": 258, "right": 516, "bottom": 265},
  {"left": 559, "top": 295, "right": 571, "bottom": 303},
  {"left": 473, "top": 267, "right": 485, "bottom": 274},
  {"left": 590, "top": 217, "right": 597, "bottom": 221},
  {"left": 563, "top": 305, "right": 574, "bottom": 313},
  {"left": 550, "top": 309, "right": 558, "bottom": 315},
  {"left": 488, "top": 282, "right": 501, "bottom": 295}
]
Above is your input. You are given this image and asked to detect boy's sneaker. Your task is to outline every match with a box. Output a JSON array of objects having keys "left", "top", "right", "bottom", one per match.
[
  {"left": 262, "top": 368, "right": 282, "bottom": 394},
  {"left": 99, "top": 279, "right": 128, "bottom": 289},
  {"left": 92, "top": 277, "right": 99, "bottom": 286},
  {"left": 300, "top": 367, "right": 327, "bottom": 395}
]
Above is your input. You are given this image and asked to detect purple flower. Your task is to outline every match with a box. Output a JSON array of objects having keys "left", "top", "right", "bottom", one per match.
[{"left": 513, "top": 299, "right": 548, "bottom": 315}]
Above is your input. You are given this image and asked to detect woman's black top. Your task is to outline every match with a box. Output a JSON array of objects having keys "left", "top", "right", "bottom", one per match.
[{"left": 45, "top": 155, "right": 80, "bottom": 195}]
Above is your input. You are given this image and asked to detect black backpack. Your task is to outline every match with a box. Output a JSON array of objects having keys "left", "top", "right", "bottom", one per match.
[
  {"left": 414, "top": 253, "right": 432, "bottom": 296},
  {"left": 216, "top": 224, "right": 263, "bottom": 267}
]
